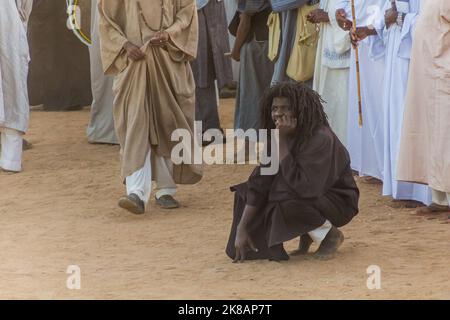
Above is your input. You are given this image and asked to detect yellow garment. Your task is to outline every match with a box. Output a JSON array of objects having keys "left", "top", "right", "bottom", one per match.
[
  {"left": 267, "top": 12, "right": 280, "bottom": 61},
  {"left": 286, "top": 3, "right": 320, "bottom": 82}
]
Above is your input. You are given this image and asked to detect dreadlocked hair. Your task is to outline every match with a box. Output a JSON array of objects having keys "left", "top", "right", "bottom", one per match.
[{"left": 261, "top": 82, "right": 329, "bottom": 143}]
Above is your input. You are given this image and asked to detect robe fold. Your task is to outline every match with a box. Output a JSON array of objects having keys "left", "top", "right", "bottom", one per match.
[
  {"left": 226, "top": 126, "right": 359, "bottom": 261},
  {"left": 27, "top": 0, "right": 92, "bottom": 110},
  {"left": 397, "top": 0, "right": 450, "bottom": 194},
  {"left": 0, "top": 0, "right": 33, "bottom": 133},
  {"left": 99, "top": 0, "right": 202, "bottom": 184}
]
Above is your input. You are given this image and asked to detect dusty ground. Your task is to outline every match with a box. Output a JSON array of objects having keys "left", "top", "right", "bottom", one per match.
[{"left": 0, "top": 99, "right": 449, "bottom": 300}]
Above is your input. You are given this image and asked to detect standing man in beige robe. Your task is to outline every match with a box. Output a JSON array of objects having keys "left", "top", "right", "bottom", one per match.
[
  {"left": 98, "top": 0, "right": 202, "bottom": 214},
  {"left": 397, "top": 0, "right": 450, "bottom": 221}
]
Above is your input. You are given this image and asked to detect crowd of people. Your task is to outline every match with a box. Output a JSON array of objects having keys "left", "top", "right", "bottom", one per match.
[{"left": 0, "top": 0, "right": 448, "bottom": 261}]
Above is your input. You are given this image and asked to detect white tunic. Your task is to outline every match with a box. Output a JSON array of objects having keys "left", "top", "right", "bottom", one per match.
[
  {"left": 0, "top": 0, "right": 32, "bottom": 133},
  {"left": 313, "top": 0, "right": 351, "bottom": 145},
  {"left": 378, "top": 0, "right": 430, "bottom": 204}
]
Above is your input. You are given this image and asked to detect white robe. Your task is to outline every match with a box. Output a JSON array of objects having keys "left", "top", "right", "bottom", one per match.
[
  {"left": 313, "top": 0, "right": 351, "bottom": 145},
  {"left": 86, "top": 0, "right": 118, "bottom": 144},
  {"left": 0, "top": 0, "right": 33, "bottom": 133},
  {"left": 224, "top": 0, "right": 240, "bottom": 82},
  {"left": 378, "top": 0, "right": 430, "bottom": 204},
  {"left": 336, "top": 0, "right": 386, "bottom": 179}
]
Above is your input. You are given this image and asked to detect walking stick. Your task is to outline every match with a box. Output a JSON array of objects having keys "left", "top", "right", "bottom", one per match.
[{"left": 350, "top": 0, "right": 363, "bottom": 127}]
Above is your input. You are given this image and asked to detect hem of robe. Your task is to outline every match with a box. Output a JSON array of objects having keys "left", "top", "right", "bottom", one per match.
[
  {"left": 0, "top": 124, "right": 27, "bottom": 135},
  {"left": 225, "top": 183, "right": 357, "bottom": 261},
  {"left": 397, "top": 178, "right": 450, "bottom": 196}
]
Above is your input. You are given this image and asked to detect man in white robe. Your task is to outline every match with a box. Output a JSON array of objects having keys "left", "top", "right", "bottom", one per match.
[
  {"left": 377, "top": 0, "right": 430, "bottom": 206},
  {"left": 86, "top": 0, "right": 117, "bottom": 145},
  {"left": 0, "top": 0, "right": 33, "bottom": 173},
  {"left": 310, "top": 0, "right": 351, "bottom": 145},
  {"left": 335, "top": 0, "right": 386, "bottom": 181},
  {"left": 224, "top": 0, "right": 240, "bottom": 82}
]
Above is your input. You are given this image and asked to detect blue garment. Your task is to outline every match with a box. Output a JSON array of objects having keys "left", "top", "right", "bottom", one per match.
[
  {"left": 270, "top": 0, "right": 309, "bottom": 12},
  {"left": 197, "top": 0, "right": 210, "bottom": 10}
]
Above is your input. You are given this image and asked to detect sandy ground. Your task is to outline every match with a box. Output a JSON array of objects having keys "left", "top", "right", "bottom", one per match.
[{"left": 0, "top": 99, "right": 449, "bottom": 300}]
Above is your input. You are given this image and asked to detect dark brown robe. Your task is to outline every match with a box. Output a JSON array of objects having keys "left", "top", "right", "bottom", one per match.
[
  {"left": 27, "top": 0, "right": 92, "bottom": 110},
  {"left": 226, "top": 126, "right": 360, "bottom": 261}
]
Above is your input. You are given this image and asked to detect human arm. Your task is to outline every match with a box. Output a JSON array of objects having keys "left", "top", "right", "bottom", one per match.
[{"left": 231, "top": 12, "right": 251, "bottom": 62}]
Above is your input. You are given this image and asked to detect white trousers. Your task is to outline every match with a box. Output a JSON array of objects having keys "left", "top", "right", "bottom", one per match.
[
  {"left": 309, "top": 220, "right": 333, "bottom": 245},
  {"left": 0, "top": 128, "right": 23, "bottom": 172},
  {"left": 431, "top": 189, "right": 450, "bottom": 207},
  {"left": 126, "top": 148, "right": 177, "bottom": 203}
]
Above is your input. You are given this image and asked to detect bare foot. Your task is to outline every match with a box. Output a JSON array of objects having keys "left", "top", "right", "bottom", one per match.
[
  {"left": 442, "top": 215, "right": 450, "bottom": 224},
  {"left": 291, "top": 234, "right": 313, "bottom": 256},
  {"left": 23, "top": 139, "right": 33, "bottom": 151},
  {"left": 388, "top": 200, "right": 425, "bottom": 209},
  {"left": 314, "top": 227, "right": 344, "bottom": 261},
  {"left": 413, "top": 204, "right": 449, "bottom": 217},
  {"left": 361, "top": 177, "right": 382, "bottom": 185}
]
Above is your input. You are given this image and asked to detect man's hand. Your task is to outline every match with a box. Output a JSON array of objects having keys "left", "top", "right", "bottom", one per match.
[
  {"left": 275, "top": 115, "right": 297, "bottom": 160},
  {"left": 150, "top": 31, "right": 169, "bottom": 45},
  {"left": 124, "top": 41, "right": 145, "bottom": 61},
  {"left": 336, "top": 9, "right": 352, "bottom": 31},
  {"left": 230, "top": 47, "right": 241, "bottom": 62},
  {"left": 385, "top": 7, "right": 398, "bottom": 29},
  {"left": 307, "top": 9, "right": 330, "bottom": 24},
  {"left": 233, "top": 225, "right": 258, "bottom": 263}
]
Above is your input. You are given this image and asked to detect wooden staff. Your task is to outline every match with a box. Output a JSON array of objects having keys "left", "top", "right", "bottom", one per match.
[{"left": 351, "top": 0, "right": 363, "bottom": 127}]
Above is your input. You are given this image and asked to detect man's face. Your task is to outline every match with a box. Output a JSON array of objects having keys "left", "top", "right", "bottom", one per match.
[{"left": 271, "top": 97, "right": 294, "bottom": 126}]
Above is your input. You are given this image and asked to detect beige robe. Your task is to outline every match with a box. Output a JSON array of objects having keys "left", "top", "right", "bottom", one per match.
[
  {"left": 397, "top": 0, "right": 450, "bottom": 193},
  {"left": 98, "top": 0, "right": 202, "bottom": 184}
]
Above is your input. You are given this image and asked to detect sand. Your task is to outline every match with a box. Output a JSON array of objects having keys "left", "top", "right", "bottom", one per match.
[{"left": 0, "top": 99, "right": 449, "bottom": 300}]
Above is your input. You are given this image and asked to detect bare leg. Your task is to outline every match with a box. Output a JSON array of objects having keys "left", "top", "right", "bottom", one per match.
[
  {"left": 315, "top": 227, "right": 345, "bottom": 260},
  {"left": 291, "top": 234, "right": 313, "bottom": 256}
]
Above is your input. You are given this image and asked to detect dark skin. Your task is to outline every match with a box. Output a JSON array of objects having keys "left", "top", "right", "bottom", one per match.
[
  {"left": 231, "top": 13, "right": 251, "bottom": 62},
  {"left": 306, "top": 9, "right": 330, "bottom": 24},
  {"left": 233, "top": 97, "right": 297, "bottom": 263},
  {"left": 350, "top": 27, "right": 378, "bottom": 48},
  {"left": 123, "top": 31, "right": 170, "bottom": 61}
]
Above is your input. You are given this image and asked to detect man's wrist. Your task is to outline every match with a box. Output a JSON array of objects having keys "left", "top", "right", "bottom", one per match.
[{"left": 366, "top": 26, "right": 378, "bottom": 36}]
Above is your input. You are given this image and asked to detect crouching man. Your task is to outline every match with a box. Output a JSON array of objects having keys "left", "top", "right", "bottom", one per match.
[{"left": 226, "top": 83, "right": 360, "bottom": 262}]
